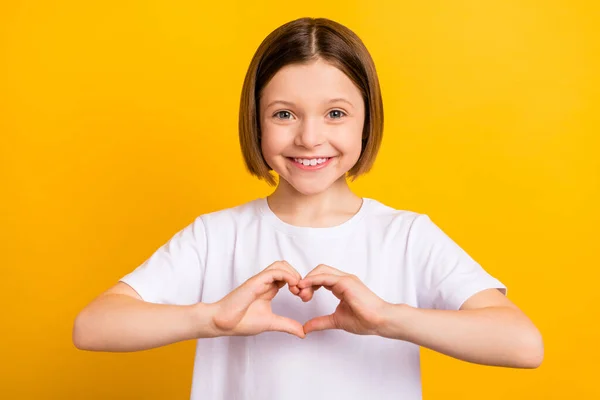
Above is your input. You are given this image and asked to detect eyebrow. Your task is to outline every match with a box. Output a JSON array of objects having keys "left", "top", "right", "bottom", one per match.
[{"left": 266, "top": 98, "right": 354, "bottom": 109}]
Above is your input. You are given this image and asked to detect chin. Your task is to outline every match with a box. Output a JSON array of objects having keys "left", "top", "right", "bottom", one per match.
[
  {"left": 278, "top": 174, "right": 345, "bottom": 196},
  {"left": 289, "top": 184, "right": 331, "bottom": 196}
]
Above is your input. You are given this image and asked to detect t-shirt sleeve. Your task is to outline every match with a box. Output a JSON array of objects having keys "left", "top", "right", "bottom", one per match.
[
  {"left": 409, "top": 214, "right": 507, "bottom": 310},
  {"left": 119, "top": 216, "right": 207, "bottom": 306}
]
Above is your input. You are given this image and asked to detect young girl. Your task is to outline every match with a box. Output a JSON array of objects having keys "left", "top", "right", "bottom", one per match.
[{"left": 73, "top": 17, "right": 543, "bottom": 400}]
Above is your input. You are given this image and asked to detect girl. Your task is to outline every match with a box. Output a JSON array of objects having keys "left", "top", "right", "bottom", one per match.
[{"left": 73, "top": 17, "right": 543, "bottom": 400}]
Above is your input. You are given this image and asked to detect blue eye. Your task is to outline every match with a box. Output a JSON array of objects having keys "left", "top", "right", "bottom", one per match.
[
  {"left": 329, "top": 110, "right": 346, "bottom": 119},
  {"left": 274, "top": 111, "right": 292, "bottom": 120}
]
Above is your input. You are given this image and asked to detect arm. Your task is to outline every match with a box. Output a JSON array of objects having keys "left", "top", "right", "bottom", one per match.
[
  {"left": 72, "top": 282, "right": 218, "bottom": 352},
  {"left": 73, "top": 261, "right": 305, "bottom": 352},
  {"left": 298, "top": 270, "right": 543, "bottom": 369},
  {"left": 378, "top": 288, "right": 544, "bottom": 368}
]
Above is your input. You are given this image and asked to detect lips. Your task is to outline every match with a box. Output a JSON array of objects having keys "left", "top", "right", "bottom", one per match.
[
  {"left": 287, "top": 156, "right": 335, "bottom": 170},
  {"left": 292, "top": 157, "right": 330, "bottom": 165}
]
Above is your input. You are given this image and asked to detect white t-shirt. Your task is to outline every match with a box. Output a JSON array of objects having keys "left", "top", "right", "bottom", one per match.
[{"left": 120, "top": 197, "right": 506, "bottom": 400}]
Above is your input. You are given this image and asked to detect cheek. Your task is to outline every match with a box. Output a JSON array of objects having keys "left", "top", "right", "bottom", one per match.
[
  {"left": 337, "top": 120, "right": 364, "bottom": 153},
  {"left": 260, "top": 127, "right": 287, "bottom": 160}
]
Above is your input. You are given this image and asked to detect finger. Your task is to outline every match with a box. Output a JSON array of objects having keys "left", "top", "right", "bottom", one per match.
[
  {"left": 303, "top": 314, "right": 337, "bottom": 334},
  {"left": 268, "top": 261, "right": 303, "bottom": 296},
  {"left": 283, "top": 261, "right": 303, "bottom": 281},
  {"left": 264, "top": 269, "right": 299, "bottom": 285},
  {"left": 269, "top": 314, "right": 306, "bottom": 339},
  {"left": 301, "top": 265, "right": 346, "bottom": 299},
  {"left": 298, "top": 273, "right": 344, "bottom": 289},
  {"left": 289, "top": 284, "right": 300, "bottom": 295},
  {"left": 267, "top": 260, "right": 302, "bottom": 282},
  {"left": 275, "top": 281, "right": 286, "bottom": 289},
  {"left": 254, "top": 269, "right": 299, "bottom": 297},
  {"left": 299, "top": 285, "right": 321, "bottom": 302},
  {"left": 304, "top": 264, "right": 346, "bottom": 278},
  {"left": 213, "top": 270, "right": 300, "bottom": 333},
  {"left": 299, "top": 274, "right": 355, "bottom": 301}
]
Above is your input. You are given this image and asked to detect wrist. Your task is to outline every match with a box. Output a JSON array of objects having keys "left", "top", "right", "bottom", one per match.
[
  {"left": 376, "top": 302, "right": 415, "bottom": 340},
  {"left": 190, "top": 302, "right": 222, "bottom": 339}
]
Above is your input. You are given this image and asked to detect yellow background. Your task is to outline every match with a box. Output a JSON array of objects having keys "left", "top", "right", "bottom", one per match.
[{"left": 2, "top": 0, "right": 598, "bottom": 398}]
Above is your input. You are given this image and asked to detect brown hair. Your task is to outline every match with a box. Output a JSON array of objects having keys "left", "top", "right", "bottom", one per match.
[{"left": 239, "top": 17, "right": 384, "bottom": 186}]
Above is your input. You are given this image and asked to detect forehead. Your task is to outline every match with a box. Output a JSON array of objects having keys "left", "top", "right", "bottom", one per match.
[{"left": 260, "top": 59, "right": 362, "bottom": 104}]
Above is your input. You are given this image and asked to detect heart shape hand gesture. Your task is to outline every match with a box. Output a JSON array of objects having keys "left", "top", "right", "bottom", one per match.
[
  {"left": 210, "top": 261, "right": 390, "bottom": 339},
  {"left": 211, "top": 261, "right": 306, "bottom": 338},
  {"left": 296, "top": 264, "right": 390, "bottom": 335}
]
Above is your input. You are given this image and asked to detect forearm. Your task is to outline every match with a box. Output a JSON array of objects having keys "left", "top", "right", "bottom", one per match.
[
  {"left": 378, "top": 304, "right": 544, "bottom": 368},
  {"left": 73, "top": 294, "right": 217, "bottom": 352}
]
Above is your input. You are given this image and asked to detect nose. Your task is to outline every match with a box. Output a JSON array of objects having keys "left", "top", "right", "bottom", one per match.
[{"left": 294, "top": 117, "right": 325, "bottom": 149}]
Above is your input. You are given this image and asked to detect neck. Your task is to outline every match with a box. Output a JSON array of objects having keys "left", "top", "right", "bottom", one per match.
[{"left": 266, "top": 176, "right": 363, "bottom": 228}]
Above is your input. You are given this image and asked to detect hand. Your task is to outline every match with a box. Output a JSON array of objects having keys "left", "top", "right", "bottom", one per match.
[
  {"left": 211, "top": 261, "right": 305, "bottom": 338},
  {"left": 297, "top": 264, "right": 391, "bottom": 335}
]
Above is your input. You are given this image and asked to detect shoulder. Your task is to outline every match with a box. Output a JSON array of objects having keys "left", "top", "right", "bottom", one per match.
[
  {"left": 193, "top": 198, "right": 262, "bottom": 231},
  {"left": 362, "top": 199, "right": 452, "bottom": 253},
  {"left": 363, "top": 197, "right": 429, "bottom": 235}
]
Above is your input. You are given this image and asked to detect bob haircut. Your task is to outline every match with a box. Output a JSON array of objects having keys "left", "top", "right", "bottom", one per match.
[{"left": 239, "top": 17, "right": 384, "bottom": 186}]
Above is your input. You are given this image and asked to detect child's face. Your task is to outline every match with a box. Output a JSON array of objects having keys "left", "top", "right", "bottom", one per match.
[{"left": 259, "top": 58, "right": 365, "bottom": 196}]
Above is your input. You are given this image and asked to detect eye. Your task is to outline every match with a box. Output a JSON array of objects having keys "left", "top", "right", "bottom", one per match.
[
  {"left": 274, "top": 110, "right": 293, "bottom": 120},
  {"left": 328, "top": 109, "right": 347, "bottom": 119}
]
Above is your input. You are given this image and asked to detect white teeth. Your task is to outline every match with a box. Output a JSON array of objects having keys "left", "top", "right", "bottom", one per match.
[{"left": 294, "top": 157, "right": 329, "bottom": 166}]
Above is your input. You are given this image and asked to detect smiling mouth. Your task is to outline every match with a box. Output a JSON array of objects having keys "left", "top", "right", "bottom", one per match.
[
  {"left": 288, "top": 157, "right": 332, "bottom": 166},
  {"left": 286, "top": 156, "right": 336, "bottom": 170}
]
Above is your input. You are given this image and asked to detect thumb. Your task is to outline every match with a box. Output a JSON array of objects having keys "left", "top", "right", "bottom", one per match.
[
  {"left": 268, "top": 314, "right": 306, "bottom": 339},
  {"left": 213, "top": 288, "right": 256, "bottom": 332},
  {"left": 303, "top": 314, "right": 337, "bottom": 334}
]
